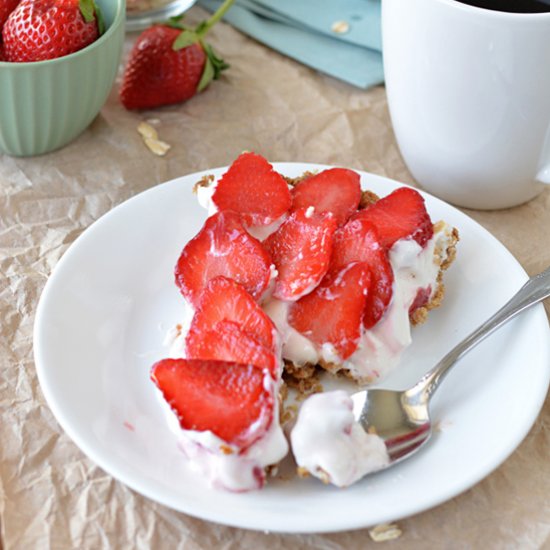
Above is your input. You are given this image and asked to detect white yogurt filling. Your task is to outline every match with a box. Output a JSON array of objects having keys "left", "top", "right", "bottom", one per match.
[
  {"left": 158, "top": 371, "right": 289, "bottom": 492},
  {"left": 290, "top": 390, "right": 389, "bottom": 487},
  {"left": 265, "top": 223, "right": 455, "bottom": 383}
]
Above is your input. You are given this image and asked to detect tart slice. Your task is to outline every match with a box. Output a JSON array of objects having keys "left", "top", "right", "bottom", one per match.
[
  {"left": 154, "top": 153, "right": 458, "bottom": 491},
  {"left": 151, "top": 358, "right": 287, "bottom": 492}
]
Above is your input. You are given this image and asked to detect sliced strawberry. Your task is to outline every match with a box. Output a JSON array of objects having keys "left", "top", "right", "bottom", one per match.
[
  {"left": 331, "top": 218, "right": 394, "bottom": 328},
  {"left": 175, "top": 211, "right": 272, "bottom": 307},
  {"left": 186, "top": 320, "right": 278, "bottom": 377},
  {"left": 151, "top": 358, "right": 274, "bottom": 449},
  {"left": 189, "top": 276, "right": 277, "bottom": 351},
  {"left": 351, "top": 187, "right": 433, "bottom": 249},
  {"left": 212, "top": 152, "right": 292, "bottom": 226},
  {"left": 409, "top": 286, "right": 432, "bottom": 315},
  {"left": 288, "top": 263, "right": 371, "bottom": 360},
  {"left": 263, "top": 208, "right": 337, "bottom": 301},
  {"left": 290, "top": 168, "right": 361, "bottom": 226}
]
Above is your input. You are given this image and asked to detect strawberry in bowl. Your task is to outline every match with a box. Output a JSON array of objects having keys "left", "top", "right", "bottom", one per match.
[{"left": 2, "top": 0, "right": 104, "bottom": 62}]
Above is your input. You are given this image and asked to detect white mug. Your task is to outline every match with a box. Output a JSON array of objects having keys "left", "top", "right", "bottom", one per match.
[{"left": 382, "top": 0, "right": 550, "bottom": 210}]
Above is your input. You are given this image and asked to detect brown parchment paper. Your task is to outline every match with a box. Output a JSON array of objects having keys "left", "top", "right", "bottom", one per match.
[{"left": 1, "top": 7, "right": 549, "bottom": 549}]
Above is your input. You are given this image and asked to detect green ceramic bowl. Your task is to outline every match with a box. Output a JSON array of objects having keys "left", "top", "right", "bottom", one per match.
[{"left": 0, "top": 0, "right": 126, "bottom": 157}]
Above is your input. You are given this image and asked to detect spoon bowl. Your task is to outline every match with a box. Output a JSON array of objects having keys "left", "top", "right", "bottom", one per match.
[{"left": 352, "top": 266, "right": 550, "bottom": 468}]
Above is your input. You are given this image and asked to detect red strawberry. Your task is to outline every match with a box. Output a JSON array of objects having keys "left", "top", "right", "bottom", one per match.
[
  {"left": 3, "top": 0, "right": 103, "bottom": 63},
  {"left": 290, "top": 168, "right": 361, "bottom": 226},
  {"left": 0, "top": 42, "right": 5, "bottom": 62},
  {"left": 289, "top": 262, "right": 371, "bottom": 360},
  {"left": 0, "top": 0, "right": 19, "bottom": 33},
  {"left": 186, "top": 319, "right": 278, "bottom": 377},
  {"left": 175, "top": 211, "right": 272, "bottom": 307},
  {"left": 120, "top": 0, "right": 234, "bottom": 110},
  {"left": 188, "top": 276, "right": 277, "bottom": 351},
  {"left": 331, "top": 218, "right": 394, "bottom": 328},
  {"left": 409, "top": 286, "right": 432, "bottom": 315},
  {"left": 263, "top": 207, "right": 337, "bottom": 301},
  {"left": 151, "top": 358, "right": 274, "bottom": 449},
  {"left": 352, "top": 187, "right": 433, "bottom": 249},
  {"left": 212, "top": 152, "right": 292, "bottom": 226}
]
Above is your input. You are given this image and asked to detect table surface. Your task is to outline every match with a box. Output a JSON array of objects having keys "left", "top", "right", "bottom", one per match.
[{"left": 1, "top": 7, "right": 549, "bottom": 549}]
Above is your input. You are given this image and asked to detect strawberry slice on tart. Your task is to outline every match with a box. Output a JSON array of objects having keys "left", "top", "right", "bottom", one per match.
[
  {"left": 264, "top": 208, "right": 337, "bottom": 301},
  {"left": 212, "top": 152, "right": 292, "bottom": 227},
  {"left": 330, "top": 218, "right": 395, "bottom": 329},
  {"left": 151, "top": 358, "right": 274, "bottom": 451},
  {"left": 186, "top": 276, "right": 278, "bottom": 352},
  {"left": 175, "top": 211, "right": 272, "bottom": 307},
  {"left": 186, "top": 319, "right": 278, "bottom": 377},
  {"left": 288, "top": 262, "right": 372, "bottom": 360},
  {"left": 352, "top": 187, "right": 433, "bottom": 249},
  {"left": 290, "top": 168, "right": 362, "bottom": 227}
]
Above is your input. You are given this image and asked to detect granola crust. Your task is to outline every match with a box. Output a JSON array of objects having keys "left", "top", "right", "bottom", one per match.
[{"left": 410, "top": 222, "right": 459, "bottom": 326}]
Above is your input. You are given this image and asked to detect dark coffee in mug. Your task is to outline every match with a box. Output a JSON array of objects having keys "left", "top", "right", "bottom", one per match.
[{"left": 455, "top": 0, "right": 550, "bottom": 12}]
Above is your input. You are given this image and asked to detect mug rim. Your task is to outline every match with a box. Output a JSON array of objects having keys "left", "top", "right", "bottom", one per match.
[
  {"left": 436, "top": 0, "right": 550, "bottom": 19},
  {"left": 0, "top": 0, "right": 126, "bottom": 69}
]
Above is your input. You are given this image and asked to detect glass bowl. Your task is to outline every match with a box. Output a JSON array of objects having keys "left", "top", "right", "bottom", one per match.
[{"left": 126, "top": 0, "right": 198, "bottom": 31}]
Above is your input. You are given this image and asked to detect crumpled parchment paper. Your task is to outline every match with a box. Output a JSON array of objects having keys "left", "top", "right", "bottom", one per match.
[{"left": 1, "top": 7, "right": 549, "bottom": 549}]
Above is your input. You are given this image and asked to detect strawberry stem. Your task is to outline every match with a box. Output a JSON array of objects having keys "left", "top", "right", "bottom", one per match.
[{"left": 200, "top": 0, "right": 235, "bottom": 36}]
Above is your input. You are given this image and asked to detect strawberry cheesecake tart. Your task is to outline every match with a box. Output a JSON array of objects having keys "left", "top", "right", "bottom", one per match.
[{"left": 151, "top": 152, "right": 458, "bottom": 491}]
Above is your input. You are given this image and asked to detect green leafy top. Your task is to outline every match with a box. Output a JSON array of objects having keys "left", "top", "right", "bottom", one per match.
[
  {"left": 169, "top": 0, "right": 235, "bottom": 92},
  {"left": 79, "top": 0, "right": 106, "bottom": 35}
]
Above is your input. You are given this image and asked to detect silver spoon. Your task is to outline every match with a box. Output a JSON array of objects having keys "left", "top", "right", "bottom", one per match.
[{"left": 352, "top": 266, "right": 550, "bottom": 466}]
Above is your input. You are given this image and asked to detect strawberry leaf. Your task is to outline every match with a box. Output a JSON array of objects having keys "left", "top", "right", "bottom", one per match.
[
  {"left": 203, "top": 42, "right": 229, "bottom": 80},
  {"left": 166, "top": 15, "right": 187, "bottom": 30},
  {"left": 197, "top": 56, "right": 215, "bottom": 92},
  {"left": 94, "top": 2, "right": 106, "bottom": 35},
  {"left": 79, "top": 0, "right": 105, "bottom": 35},
  {"left": 173, "top": 30, "right": 200, "bottom": 50},
  {"left": 197, "top": 44, "right": 229, "bottom": 93},
  {"left": 79, "top": 0, "right": 95, "bottom": 22}
]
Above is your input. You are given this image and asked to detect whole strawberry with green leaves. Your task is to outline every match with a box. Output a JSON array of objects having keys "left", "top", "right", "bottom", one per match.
[
  {"left": 120, "top": 0, "right": 234, "bottom": 110},
  {"left": 2, "top": 0, "right": 104, "bottom": 62}
]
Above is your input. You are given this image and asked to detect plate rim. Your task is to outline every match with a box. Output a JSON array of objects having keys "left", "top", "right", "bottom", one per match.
[{"left": 33, "top": 163, "right": 550, "bottom": 533}]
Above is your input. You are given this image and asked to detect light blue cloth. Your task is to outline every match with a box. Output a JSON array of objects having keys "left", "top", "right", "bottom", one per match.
[{"left": 198, "top": 0, "right": 383, "bottom": 89}]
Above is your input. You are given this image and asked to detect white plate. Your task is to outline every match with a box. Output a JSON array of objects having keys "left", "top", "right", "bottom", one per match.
[{"left": 34, "top": 164, "right": 550, "bottom": 533}]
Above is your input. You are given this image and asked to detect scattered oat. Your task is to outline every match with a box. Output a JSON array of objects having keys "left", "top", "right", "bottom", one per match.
[
  {"left": 368, "top": 523, "right": 403, "bottom": 542},
  {"left": 331, "top": 20, "right": 350, "bottom": 34},
  {"left": 316, "top": 467, "right": 331, "bottom": 485},
  {"left": 281, "top": 403, "right": 298, "bottom": 425},
  {"left": 297, "top": 466, "right": 310, "bottom": 479},
  {"left": 137, "top": 121, "right": 158, "bottom": 140},
  {"left": 219, "top": 444, "right": 234, "bottom": 455},
  {"left": 193, "top": 174, "right": 215, "bottom": 194},
  {"left": 137, "top": 121, "right": 171, "bottom": 156},
  {"left": 144, "top": 136, "right": 171, "bottom": 156}
]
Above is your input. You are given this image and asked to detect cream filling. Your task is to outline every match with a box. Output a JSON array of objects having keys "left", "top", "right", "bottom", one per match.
[
  {"left": 158, "top": 371, "right": 289, "bottom": 492},
  {"left": 290, "top": 390, "right": 389, "bottom": 487}
]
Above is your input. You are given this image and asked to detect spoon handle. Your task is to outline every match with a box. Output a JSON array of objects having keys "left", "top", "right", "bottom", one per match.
[{"left": 411, "top": 266, "right": 550, "bottom": 401}]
